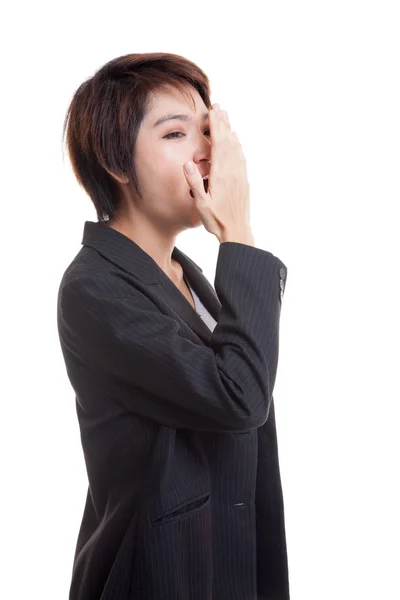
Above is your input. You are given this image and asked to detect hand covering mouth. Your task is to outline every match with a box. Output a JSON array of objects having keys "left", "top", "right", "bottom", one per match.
[{"left": 189, "top": 177, "right": 208, "bottom": 198}]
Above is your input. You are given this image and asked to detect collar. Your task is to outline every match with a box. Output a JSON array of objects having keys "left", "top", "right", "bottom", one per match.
[{"left": 81, "top": 220, "right": 221, "bottom": 345}]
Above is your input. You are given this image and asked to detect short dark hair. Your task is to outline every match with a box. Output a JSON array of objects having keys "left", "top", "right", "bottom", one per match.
[{"left": 62, "top": 52, "right": 212, "bottom": 222}]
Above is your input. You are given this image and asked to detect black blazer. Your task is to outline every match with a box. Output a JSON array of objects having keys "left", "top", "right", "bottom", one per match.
[{"left": 57, "top": 220, "right": 290, "bottom": 600}]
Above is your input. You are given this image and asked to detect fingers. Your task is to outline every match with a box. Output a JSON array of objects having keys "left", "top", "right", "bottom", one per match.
[
  {"left": 221, "top": 110, "right": 230, "bottom": 128},
  {"left": 209, "top": 104, "right": 233, "bottom": 146},
  {"left": 182, "top": 160, "right": 208, "bottom": 200},
  {"left": 211, "top": 103, "right": 229, "bottom": 127},
  {"left": 209, "top": 105, "right": 224, "bottom": 140}
]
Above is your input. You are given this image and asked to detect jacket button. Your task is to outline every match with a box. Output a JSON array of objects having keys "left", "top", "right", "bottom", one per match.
[{"left": 280, "top": 278, "right": 285, "bottom": 300}]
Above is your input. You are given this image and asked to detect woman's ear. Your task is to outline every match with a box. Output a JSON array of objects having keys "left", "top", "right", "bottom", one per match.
[{"left": 104, "top": 166, "right": 130, "bottom": 185}]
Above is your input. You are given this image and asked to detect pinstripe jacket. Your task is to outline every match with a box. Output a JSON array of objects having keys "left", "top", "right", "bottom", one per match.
[{"left": 57, "top": 220, "right": 290, "bottom": 600}]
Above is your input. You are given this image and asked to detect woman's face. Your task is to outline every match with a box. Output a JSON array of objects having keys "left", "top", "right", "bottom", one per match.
[{"left": 131, "top": 85, "right": 212, "bottom": 231}]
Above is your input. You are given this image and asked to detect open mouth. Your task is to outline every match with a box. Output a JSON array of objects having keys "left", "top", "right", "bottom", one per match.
[{"left": 189, "top": 177, "right": 208, "bottom": 198}]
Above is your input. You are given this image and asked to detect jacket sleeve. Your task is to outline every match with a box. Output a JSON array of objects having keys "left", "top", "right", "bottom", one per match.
[{"left": 60, "top": 241, "right": 287, "bottom": 432}]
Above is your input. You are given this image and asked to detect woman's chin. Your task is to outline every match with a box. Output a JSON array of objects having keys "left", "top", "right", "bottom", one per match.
[{"left": 181, "top": 203, "right": 202, "bottom": 228}]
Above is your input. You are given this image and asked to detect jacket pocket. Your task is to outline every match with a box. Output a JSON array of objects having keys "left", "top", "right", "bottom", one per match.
[{"left": 151, "top": 493, "right": 210, "bottom": 527}]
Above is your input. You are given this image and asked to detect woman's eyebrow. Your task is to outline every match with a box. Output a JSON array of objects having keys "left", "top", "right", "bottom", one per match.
[{"left": 153, "top": 112, "right": 209, "bottom": 127}]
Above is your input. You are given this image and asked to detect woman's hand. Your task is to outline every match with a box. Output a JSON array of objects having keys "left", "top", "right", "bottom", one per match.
[{"left": 183, "top": 103, "right": 252, "bottom": 243}]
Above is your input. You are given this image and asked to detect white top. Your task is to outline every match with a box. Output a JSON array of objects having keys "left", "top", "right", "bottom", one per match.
[{"left": 184, "top": 276, "right": 217, "bottom": 333}]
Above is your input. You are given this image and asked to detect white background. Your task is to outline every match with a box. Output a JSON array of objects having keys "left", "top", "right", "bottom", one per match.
[{"left": 1, "top": 1, "right": 399, "bottom": 598}]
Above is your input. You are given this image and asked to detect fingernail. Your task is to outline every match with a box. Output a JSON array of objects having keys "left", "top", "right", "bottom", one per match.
[{"left": 184, "top": 161, "right": 195, "bottom": 174}]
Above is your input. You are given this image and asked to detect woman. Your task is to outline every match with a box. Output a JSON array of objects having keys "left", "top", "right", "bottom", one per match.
[{"left": 58, "top": 52, "right": 290, "bottom": 600}]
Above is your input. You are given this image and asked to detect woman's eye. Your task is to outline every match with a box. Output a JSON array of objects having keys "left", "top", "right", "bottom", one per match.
[
  {"left": 164, "top": 132, "right": 184, "bottom": 139},
  {"left": 163, "top": 130, "right": 211, "bottom": 140}
]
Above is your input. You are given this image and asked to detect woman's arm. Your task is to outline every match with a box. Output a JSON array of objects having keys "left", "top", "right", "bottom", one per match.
[{"left": 59, "top": 241, "right": 287, "bottom": 432}]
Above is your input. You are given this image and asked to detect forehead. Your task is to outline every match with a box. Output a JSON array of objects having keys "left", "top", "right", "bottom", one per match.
[{"left": 145, "top": 85, "right": 208, "bottom": 120}]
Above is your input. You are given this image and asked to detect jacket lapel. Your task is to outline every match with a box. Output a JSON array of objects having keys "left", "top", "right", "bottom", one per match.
[{"left": 81, "top": 220, "right": 221, "bottom": 345}]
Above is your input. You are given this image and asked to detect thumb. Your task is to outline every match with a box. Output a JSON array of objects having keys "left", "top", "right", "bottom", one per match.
[
  {"left": 183, "top": 161, "right": 206, "bottom": 200},
  {"left": 183, "top": 161, "right": 222, "bottom": 239}
]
